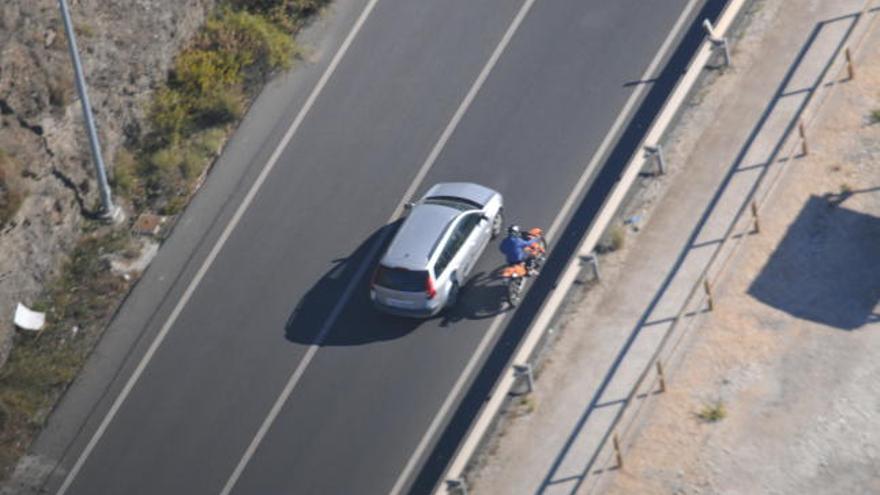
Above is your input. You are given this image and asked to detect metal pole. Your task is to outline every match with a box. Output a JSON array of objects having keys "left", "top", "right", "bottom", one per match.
[
  {"left": 750, "top": 200, "right": 760, "bottom": 233},
  {"left": 798, "top": 121, "right": 809, "bottom": 156},
  {"left": 703, "top": 278, "right": 714, "bottom": 311},
  {"left": 845, "top": 47, "right": 855, "bottom": 80},
  {"left": 612, "top": 433, "right": 624, "bottom": 469},
  {"left": 655, "top": 361, "right": 666, "bottom": 393},
  {"left": 58, "top": 0, "right": 119, "bottom": 221}
]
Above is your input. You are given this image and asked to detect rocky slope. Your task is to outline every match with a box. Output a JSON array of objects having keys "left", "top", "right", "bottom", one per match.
[{"left": 0, "top": 0, "right": 217, "bottom": 361}]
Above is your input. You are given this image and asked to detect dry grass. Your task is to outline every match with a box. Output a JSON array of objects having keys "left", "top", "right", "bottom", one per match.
[
  {"left": 696, "top": 400, "right": 727, "bottom": 423},
  {"left": 0, "top": 229, "right": 133, "bottom": 479}
]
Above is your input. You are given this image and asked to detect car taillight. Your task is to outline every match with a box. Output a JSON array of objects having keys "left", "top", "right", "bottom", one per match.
[{"left": 425, "top": 276, "right": 437, "bottom": 299}]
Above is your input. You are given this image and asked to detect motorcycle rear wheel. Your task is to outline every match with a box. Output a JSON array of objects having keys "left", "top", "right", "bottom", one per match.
[{"left": 507, "top": 277, "right": 526, "bottom": 307}]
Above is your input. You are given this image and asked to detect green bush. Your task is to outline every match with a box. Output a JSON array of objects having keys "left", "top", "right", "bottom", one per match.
[
  {"left": 226, "top": 0, "right": 328, "bottom": 33},
  {"left": 174, "top": 48, "right": 243, "bottom": 96},
  {"left": 141, "top": 140, "right": 216, "bottom": 213},
  {"left": 203, "top": 9, "right": 296, "bottom": 75},
  {"left": 697, "top": 400, "right": 727, "bottom": 422},
  {"left": 194, "top": 86, "right": 244, "bottom": 127},
  {"left": 136, "top": 1, "right": 319, "bottom": 212},
  {"left": 111, "top": 149, "right": 138, "bottom": 197},
  {"left": 191, "top": 128, "right": 228, "bottom": 158},
  {"left": 149, "top": 88, "right": 191, "bottom": 146}
]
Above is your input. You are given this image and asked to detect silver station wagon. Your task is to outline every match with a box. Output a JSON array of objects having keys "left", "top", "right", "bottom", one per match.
[{"left": 371, "top": 182, "right": 504, "bottom": 317}]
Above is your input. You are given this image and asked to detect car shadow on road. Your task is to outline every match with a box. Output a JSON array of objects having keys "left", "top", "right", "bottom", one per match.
[
  {"left": 284, "top": 220, "right": 423, "bottom": 346},
  {"left": 748, "top": 194, "right": 880, "bottom": 330}
]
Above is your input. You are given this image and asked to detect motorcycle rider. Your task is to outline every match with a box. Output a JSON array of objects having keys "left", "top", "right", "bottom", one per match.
[{"left": 499, "top": 225, "right": 542, "bottom": 273}]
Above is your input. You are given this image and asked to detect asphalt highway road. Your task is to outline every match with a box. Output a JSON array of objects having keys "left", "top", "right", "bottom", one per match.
[{"left": 56, "top": 0, "right": 725, "bottom": 493}]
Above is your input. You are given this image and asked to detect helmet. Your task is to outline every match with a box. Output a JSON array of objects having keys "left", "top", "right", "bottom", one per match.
[{"left": 508, "top": 225, "right": 521, "bottom": 236}]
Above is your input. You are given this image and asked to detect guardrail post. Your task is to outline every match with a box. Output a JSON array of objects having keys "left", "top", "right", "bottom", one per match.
[
  {"left": 513, "top": 363, "right": 535, "bottom": 394},
  {"left": 655, "top": 361, "right": 667, "bottom": 393},
  {"left": 845, "top": 47, "right": 855, "bottom": 80},
  {"left": 446, "top": 478, "right": 468, "bottom": 495},
  {"left": 703, "top": 19, "right": 731, "bottom": 68},
  {"left": 798, "top": 120, "right": 809, "bottom": 156},
  {"left": 703, "top": 279, "right": 714, "bottom": 311},
  {"left": 644, "top": 144, "right": 666, "bottom": 175},
  {"left": 612, "top": 433, "right": 624, "bottom": 470},
  {"left": 750, "top": 200, "right": 760, "bottom": 233}
]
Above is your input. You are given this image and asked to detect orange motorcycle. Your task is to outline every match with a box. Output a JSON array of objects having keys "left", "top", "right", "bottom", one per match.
[{"left": 500, "top": 228, "right": 546, "bottom": 307}]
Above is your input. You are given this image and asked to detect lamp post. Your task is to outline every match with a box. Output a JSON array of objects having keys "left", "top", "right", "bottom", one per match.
[{"left": 58, "top": 0, "right": 122, "bottom": 222}]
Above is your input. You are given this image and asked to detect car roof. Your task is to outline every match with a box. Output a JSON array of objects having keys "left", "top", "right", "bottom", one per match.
[{"left": 380, "top": 203, "right": 460, "bottom": 270}]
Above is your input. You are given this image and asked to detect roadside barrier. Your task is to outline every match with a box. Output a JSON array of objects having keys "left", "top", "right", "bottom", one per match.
[{"left": 434, "top": 0, "right": 752, "bottom": 493}]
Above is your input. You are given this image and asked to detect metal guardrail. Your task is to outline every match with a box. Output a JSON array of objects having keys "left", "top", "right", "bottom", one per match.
[
  {"left": 584, "top": 0, "right": 880, "bottom": 492},
  {"left": 434, "top": 0, "right": 751, "bottom": 492}
]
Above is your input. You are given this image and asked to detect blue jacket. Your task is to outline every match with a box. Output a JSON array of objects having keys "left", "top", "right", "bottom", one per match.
[{"left": 500, "top": 235, "right": 538, "bottom": 264}]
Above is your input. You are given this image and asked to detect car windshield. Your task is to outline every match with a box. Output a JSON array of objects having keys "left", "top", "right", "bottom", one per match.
[
  {"left": 423, "top": 196, "right": 480, "bottom": 211},
  {"left": 374, "top": 266, "right": 427, "bottom": 292}
]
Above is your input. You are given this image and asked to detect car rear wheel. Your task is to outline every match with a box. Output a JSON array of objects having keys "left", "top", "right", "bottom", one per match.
[{"left": 446, "top": 280, "right": 461, "bottom": 310}]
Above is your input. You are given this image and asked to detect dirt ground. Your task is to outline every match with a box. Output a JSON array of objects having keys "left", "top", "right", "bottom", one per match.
[{"left": 604, "top": 14, "right": 880, "bottom": 495}]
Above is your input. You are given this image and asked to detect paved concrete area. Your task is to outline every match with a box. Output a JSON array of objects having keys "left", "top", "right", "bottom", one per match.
[{"left": 468, "top": 0, "right": 875, "bottom": 493}]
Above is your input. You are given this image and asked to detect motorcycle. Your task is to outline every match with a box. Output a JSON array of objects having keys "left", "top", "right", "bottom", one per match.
[{"left": 499, "top": 228, "right": 547, "bottom": 307}]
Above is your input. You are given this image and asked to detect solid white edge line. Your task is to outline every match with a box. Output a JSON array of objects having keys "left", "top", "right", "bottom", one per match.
[
  {"left": 56, "top": 1, "right": 383, "bottom": 493},
  {"left": 222, "top": 0, "right": 546, "bottom": 492}
]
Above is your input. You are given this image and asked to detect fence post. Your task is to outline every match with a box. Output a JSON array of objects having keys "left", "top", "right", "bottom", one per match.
[
  {"left": 612, "top": 433, "right": 624, "bottom": 470},
  {"left": 644, "top": 145, "right": 666, "bottom": 175},
  {"left": 845, "top": 46, "right": 855, "bottom": 80},
  {"left": 703, "top": 278, "right": 714, "bottom": 311},
  {"left": 798, "top": 121, "right": 809, "bottom": 156},
  {"left": 446, "top": 478, "right": 468, "bottom": 495},
  {"left": 655, "top": 361, "right": 667, "bottom": 393},
  {"left": 750, "top": 200, "right": 760, "bottom": 233},
  {"left": 513, "top": 363, "right": 535, "bottom": 394}
]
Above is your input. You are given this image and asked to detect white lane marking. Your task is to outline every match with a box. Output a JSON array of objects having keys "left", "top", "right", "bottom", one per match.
[
  {"left": 219, "top": 0, "right": 544, "bottom": 493},
  {"left": 56, "top": 0, "right": 384, "bottom": 493},
  {"left": 388, "top": 0, "right": 703, "bottom": 493}
]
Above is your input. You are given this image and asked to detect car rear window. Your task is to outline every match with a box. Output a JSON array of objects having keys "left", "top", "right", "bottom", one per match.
[
  {"left": 424, "top": 196, "right": 481, "bottom": 211},
  {"left": 374, "top": 266, "right": 428, "bottom": 292}
]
